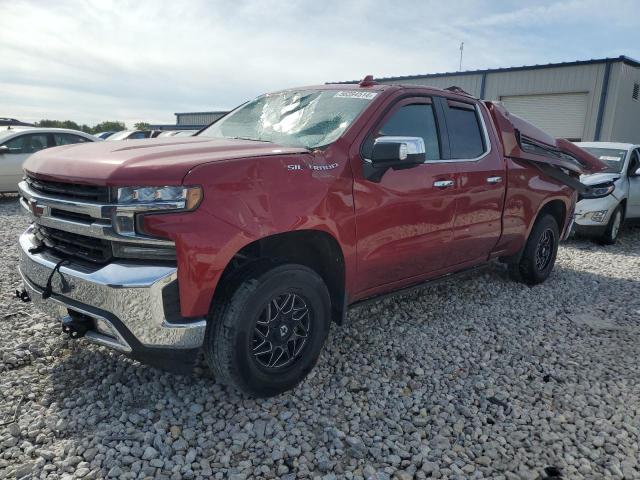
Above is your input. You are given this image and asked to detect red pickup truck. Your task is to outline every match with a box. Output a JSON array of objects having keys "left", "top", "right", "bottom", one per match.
[{"left": 18, "top": 78, "right": 604, "bottom": 397}]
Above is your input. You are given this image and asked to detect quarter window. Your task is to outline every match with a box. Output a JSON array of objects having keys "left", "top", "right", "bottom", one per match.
[
  {"left": 376, "top": 104, "right": 440, "bottom": 160},
  {"left": 2, "top": 134, "right": 49, "bottom": 154},
  {"left": 446, "top": 103, "right": 486, "bottom": 159}
]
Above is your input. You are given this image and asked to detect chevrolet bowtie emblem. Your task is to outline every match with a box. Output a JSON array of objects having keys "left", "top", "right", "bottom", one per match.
[{"left": 28, "top": 199, "right": 45, "bottom": 217}]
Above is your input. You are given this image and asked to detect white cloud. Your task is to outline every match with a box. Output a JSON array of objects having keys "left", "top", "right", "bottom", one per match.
[{"left": 0, "top": 0, "right": 637, "bottom": 126}]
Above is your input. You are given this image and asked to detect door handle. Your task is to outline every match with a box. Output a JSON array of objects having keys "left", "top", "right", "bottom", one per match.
[
  {"left": 433, "top": 180, "right": 454, "bottom": 188},
  {"left": 487, "top": 176, "right": 503, "bottom": 184}
]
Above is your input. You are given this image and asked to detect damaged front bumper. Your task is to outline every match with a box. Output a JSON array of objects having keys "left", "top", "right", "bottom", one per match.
[{"left": 18, "top": 227, "right": 206, "bottom": 372}]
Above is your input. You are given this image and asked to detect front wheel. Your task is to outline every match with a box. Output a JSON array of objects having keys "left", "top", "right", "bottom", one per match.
[
  {"left": 204, "top": 264, "right": 331, "bottom": 397},
  {"left": 510, "top": 214, "right": 560, "bottom": 285},
  {"left": 598, "top": 205, "right": 623, "bottom": 245}
]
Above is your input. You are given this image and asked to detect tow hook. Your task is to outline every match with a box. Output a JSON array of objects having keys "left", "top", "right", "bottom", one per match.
[
  {"left": 61, "top": 315, "right": 90, "bottom": 339},
  {"left": 15, "top": 289, "right": 31, "bottom": 303}
]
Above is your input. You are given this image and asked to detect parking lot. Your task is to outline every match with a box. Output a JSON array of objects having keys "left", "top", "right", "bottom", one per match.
[{"left": 1, "top": 195, "right": 639, "bottom": 480}]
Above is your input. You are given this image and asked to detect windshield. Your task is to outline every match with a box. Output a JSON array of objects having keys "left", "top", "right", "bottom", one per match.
[
  {"left": 198, "top": 89, "right": 377, "bottom": 149},
  {"left": 582, "top": 147, "right": 627, "bottom": 173},
  {"left": 107, "top": 131, "right": 133, "bottom": 141}
]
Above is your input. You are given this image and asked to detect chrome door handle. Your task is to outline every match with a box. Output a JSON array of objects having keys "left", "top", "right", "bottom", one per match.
[
  {"left": 487, "top": 176, "right": 502, "bottom": 184},
  {"left": 433, "top": 180, "right": 454, "bottom": 188}
]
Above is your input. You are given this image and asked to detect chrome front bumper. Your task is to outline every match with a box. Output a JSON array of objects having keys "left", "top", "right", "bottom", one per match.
[{"left": 19, "top": 227, "right": 206, "bottom": 353}]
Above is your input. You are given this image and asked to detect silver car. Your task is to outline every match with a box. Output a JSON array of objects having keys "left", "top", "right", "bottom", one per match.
[
  {"left": 573, "top": 142, "right": 640, "bottom": 244},
  {"left": 0, "top": 128, "right": 100, "bottom": 193}
]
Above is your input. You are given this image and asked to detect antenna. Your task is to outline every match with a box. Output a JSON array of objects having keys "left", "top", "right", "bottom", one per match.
[{"left": 459, "top": 42, "right": 464, "bottom": 71}]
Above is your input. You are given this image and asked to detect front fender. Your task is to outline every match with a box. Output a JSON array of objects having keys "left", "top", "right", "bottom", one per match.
[{"left": 142, "top": 153, "right": 356, "bottom": 318}]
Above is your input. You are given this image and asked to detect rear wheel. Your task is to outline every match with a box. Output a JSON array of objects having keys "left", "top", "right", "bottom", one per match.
[
  {"left": 509, "top": 214, "right": 559, "bottom": 285},
  {"left": 598, "top": 205, "right": 623, "bottom": 245},
  {"left": 204, "top": 264, "right": 331, "bottom": 397}
]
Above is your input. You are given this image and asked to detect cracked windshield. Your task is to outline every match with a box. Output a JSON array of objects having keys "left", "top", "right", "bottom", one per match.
[{"left": 199, "top": 89, "right": 376, "bottom": 149}]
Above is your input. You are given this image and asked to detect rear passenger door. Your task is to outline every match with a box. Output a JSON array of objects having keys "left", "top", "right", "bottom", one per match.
[
  {"left": 441, "top": 98, "right": 506, "bottom": 265},
  {"left": 352, "top": 97, "right": 459, "bottom": 293}
]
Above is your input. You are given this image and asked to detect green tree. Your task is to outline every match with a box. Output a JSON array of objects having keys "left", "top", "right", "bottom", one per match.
[
  {"left": 35, "top": 120, "right": 126, "bottom": 134},
  {"left": 91, "top": 121, "right": 126, "bottom": 134},
  {"left": 36, "top": 119, "right": 82, "bottom": 131},
  {"left": 134, "top": 122, "right": 151, "bottom": 130}
]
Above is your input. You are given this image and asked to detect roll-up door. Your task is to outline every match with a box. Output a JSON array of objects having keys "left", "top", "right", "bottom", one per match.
[{"left": 500, "top": 92, "right": 588, "bottom": 140}]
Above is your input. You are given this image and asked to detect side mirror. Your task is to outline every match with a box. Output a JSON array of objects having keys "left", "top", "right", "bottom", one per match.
[
  {"left": 633, "top": 166, "right": 640, "bottom": 177},
  {"left": 371, "top": 136, "right": 426, "bottom": 168},
  {"left": 364, "top": 136, "right": 426, "bottom": 181},
  {"left": 0, "top": 145, "right": 10, "bottom": 154}
]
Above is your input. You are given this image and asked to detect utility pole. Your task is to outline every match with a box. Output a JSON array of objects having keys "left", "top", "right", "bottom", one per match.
[{"left": 459, "top": 42, "right": 464, "bottom": 71}]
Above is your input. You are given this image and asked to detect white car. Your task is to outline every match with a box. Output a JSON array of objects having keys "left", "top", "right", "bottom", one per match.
[
  {"left": 0, "top": 128, "right": 99, "bottom": 193},
  {"left": 573, "top": 142, "right": 640, "bottom": 244}
]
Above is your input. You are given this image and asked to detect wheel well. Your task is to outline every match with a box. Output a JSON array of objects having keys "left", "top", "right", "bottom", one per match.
[
  {"left": 217, "top": 230, "right": 347, "bottom": 324},
  {"left": 537, "top": 200, "right": 566, "bottom": 231}
]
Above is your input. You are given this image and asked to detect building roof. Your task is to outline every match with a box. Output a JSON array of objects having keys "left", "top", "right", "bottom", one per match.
[
  {"left": 174, "top": 111, "right": 228, "bottom": 116},
  {"left": 338, "top": 55, "right": 640, "bottom": 84}
]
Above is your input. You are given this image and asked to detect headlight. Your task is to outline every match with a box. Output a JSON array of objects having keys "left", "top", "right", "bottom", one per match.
[
  {"left": 116, "top": 186, "right": 202, "bottom": 210},
  {"left": 581, "top": 182, "right": 615, "bottom": 199}
]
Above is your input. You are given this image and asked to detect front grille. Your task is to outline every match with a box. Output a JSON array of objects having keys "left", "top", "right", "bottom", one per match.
[
  {"left": 26, "top": 176, "right": 110, "bottom": 203},
  {"left": 33, "top": 225, "right": 113, "bottom": 264}
]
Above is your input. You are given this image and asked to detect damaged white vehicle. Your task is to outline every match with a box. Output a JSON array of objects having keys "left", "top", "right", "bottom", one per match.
[{"left": 573, "top": 142, "right": 640, "bottom": 244}]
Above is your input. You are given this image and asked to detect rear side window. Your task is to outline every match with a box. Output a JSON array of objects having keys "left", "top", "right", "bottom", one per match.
[
  {"left": 446, "top": 102, "right": 485, "bottom": 159},
  {"left": 54, "top": 133, "right": 90, "bottom": 146},
  {"left": 377, "top": 104, "right": 440, "bottom": 160}
]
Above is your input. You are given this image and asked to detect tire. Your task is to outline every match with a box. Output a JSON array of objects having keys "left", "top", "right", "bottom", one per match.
[
  {"left": 204, "top": 263, "right": 331, "bottom": 397},
  {"left": 509, "top": 214, "right": 560, "bottom": 285},
  {"left": 598, "top": 205, "right": 623, "bottom": 245}
]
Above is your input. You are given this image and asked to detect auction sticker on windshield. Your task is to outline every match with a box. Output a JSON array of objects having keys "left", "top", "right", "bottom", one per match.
[{"left": 334, "top": 91, "right": 378, "bottom": 100}]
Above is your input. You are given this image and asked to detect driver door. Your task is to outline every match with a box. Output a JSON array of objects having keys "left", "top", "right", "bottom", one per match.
[
  {"left": 627, "top": 148, "right": 640, "bottom": 218},
  {"left": 0, "top": 133, "right": 51, "bottom": 191},
  {"left": 352, "top": 97, "right": 458, "bottom": 294}
]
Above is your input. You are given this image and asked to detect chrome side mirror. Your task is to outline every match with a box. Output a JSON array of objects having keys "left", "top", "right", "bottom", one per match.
[
  {"left": 0, "top": 145, "right": 10, "bottom": 154},
  {"left": 370, "top": 136, "right": 426, "bottom": 168}
]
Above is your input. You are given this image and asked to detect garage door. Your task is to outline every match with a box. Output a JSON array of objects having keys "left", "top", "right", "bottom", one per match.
[{"left": 500, "top": 92, "right": 588, "bottom": 140}]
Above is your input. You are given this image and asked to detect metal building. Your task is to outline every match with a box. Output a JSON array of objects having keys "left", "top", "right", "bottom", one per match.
[
  {"left": 175, "top": 111, "right": 228, "bottom": 127},
  {"left": 366, "top": 56, "right": 640, "bottom": 143}
]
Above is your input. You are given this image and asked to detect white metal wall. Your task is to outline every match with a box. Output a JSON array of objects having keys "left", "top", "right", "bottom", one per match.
[
  {"left": 500, "top": 93, "right": 588, "bottom": 140},
  {"left": 374, "top": 62, "right": 614, "bottom": 141}
]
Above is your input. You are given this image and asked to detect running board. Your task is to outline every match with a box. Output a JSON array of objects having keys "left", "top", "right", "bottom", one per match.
[{"left": 349, "top": 262, "right": 494, "bottom": 310}]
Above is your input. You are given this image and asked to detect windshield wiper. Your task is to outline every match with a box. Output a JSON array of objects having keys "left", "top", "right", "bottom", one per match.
[{"left": 229, "top": 136, "right": 274, "bottom": 144}]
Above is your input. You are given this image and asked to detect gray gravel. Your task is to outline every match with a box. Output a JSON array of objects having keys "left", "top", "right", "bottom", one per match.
[{"left": 1, "top": 195, "right": 639, "bottom": 480}]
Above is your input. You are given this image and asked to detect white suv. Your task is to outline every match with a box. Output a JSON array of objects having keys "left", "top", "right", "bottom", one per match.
[
  {"left": 573, "top": 142, "right": 640, "bottom": 244},
  {"left": 0, "top": 128, "right": 99, "bottom": 193}
]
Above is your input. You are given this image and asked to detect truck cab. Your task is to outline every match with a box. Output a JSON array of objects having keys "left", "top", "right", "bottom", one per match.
[{"left": 17, "top": 79, "right": 604, "bottom": 397}]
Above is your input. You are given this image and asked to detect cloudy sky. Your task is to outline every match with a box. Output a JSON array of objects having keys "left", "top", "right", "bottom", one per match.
[{"left": 2, "top": 0, "right": 638, "bottom": 127}]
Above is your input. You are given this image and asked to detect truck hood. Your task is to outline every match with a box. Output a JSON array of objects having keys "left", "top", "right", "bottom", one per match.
[
  {"left": 579, "top": 172, "right": 620, "bottom": 186},
  {"left": 23, "top": 137, "right": 309, "bottom": 186}
]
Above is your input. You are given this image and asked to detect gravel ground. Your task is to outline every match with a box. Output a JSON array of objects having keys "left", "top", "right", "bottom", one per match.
[{"left": 1, "top": 196, "right": 639, "bottom": 480}]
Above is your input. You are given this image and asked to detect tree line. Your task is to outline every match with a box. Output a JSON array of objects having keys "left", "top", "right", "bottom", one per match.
[{"left": 34, "top": 120, "right": 152, "bottom": 133}]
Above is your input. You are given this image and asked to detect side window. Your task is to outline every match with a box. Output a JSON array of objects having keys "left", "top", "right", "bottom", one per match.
[
  {"left": 446, "top": 101, "right": 486, "bottom": 159},
  {"left": 129, "top": 132, "right": 146, "bottom": 140},
  {"left": 2, "top": 134, "right": 49, "bottom": 154},
  {"left": 629, "top": 150, "right": 640, "bottom": 175},
  {"left": 54, "top": 133, "right": 90, "bottom": 146},
  {"left": 376, "top": 104, "right": 440, "bottom": 160}
]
